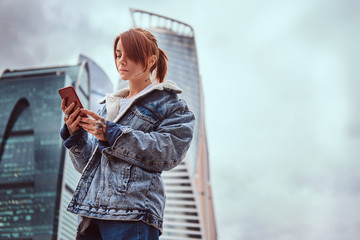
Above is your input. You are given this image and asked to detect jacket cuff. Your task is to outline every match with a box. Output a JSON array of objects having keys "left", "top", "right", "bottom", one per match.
[
  {"left": 106, "top": 121, "right": 124, "bottom": 146},
  {"left": 63, "top": 127, "right": 87, "bottom": 149},
  {"left": 60, "top": 123, "right": 70, "bottom": 141},
  {"left": 98, "top": 140, "right": 110, "bottom": 152}
]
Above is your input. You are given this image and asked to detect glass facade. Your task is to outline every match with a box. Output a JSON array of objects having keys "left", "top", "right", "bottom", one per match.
[
  {"left": 0, "top": 55, "right": 111, "bottom": 239},
  {"left": 0, "top": 73, "right": 68, "bottom": 239}
]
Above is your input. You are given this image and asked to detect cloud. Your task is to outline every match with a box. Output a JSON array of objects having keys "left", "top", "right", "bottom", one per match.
[
  {"left": 0, "top": 0, "right": 124, "bottom": 77},
  {"left": 0, "top": 0, "right": 44, "bottom": 67}
]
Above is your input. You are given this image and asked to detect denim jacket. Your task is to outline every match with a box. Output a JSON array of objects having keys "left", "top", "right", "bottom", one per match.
[{"left": 60, "top": 80, "right": 195, "bottom": 238}]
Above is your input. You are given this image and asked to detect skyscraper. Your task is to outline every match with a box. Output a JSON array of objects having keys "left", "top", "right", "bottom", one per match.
[
  {"left": 130, "top": 9, "right": 217, "bottom": 240},
  {"left": 0, "top": 56, "right": 112, "bottom": 240}
]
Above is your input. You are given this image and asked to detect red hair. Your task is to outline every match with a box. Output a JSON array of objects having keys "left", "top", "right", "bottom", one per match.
[{"left": 113, "top": 28, "right": 168, "bottom": 83}]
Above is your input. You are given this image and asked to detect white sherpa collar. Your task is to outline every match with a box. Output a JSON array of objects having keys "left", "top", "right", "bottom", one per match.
[{"left": 99, "top": 80, "right": 182, "bottom": 122}]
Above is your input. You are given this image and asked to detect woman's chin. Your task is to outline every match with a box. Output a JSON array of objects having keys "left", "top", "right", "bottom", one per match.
[{"left": 119, "top": 74, "right": 129, "bottom": 80}]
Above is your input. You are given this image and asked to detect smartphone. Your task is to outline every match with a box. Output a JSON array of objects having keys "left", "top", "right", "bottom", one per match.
[{"left": 58, "top": 86, "right": 87, "bottom": 117}]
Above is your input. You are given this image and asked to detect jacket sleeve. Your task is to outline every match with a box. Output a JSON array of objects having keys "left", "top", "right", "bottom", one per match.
[
  {"left": 60, "top": 106, "right": 107, "bottom": 173},
  {"left": 60, "top": 124, "right": 98, "bottom": 173},
  {"left": 102, "top": 107, "right": 195, "bottom": 173}
]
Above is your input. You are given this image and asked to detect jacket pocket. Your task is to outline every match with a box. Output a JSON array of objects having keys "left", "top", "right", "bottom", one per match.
[
  {"left": 128, "top": 105, "right": 160, "bottom": 132},
  {"left": 113, "top": 163, "right": 135, "bottom": 194}
]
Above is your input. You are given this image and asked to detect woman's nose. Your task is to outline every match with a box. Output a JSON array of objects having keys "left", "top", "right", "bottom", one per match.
[{"left": 117, "top": 56, "right": 126, "bottom": 66}]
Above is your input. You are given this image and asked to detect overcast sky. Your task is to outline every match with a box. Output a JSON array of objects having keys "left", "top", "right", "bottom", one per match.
[{"left": 1, "top": 0, "right": 360, "bottom": 239}]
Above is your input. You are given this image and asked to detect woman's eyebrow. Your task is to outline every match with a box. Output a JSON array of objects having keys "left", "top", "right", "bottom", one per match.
[{"left": 115, "top": 50, "right": 121, "bottom": 52}]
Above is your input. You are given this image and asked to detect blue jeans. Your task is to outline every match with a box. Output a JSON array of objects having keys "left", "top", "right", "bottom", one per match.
[{"left": 83, "top": 219, "right": 159, "bottom": 240}]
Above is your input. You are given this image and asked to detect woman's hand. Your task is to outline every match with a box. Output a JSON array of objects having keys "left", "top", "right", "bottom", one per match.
[
  {"left": 79, "top": 109, "right": 108, "bottom": 141},
  {"left": 61, "top": 99, "right": 82, "bottom": 135}
]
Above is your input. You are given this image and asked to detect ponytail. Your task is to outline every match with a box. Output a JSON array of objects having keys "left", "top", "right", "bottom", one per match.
[{"left": 156, "top": 48, "right": 168, "bottom": 83}]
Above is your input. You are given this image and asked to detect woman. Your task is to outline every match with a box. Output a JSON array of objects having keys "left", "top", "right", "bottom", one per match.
[{"left": 60, "top": 28, "right": 195, "bottom": 240}]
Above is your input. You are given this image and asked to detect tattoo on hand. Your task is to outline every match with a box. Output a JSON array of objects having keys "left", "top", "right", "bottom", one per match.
[{"left": 96, "top": 118, "right": 107, "bottom": 140}]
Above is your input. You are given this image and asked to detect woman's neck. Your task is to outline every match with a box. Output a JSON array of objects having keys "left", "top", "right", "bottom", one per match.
[{"left": 127, "top": 76, "right": 152, "bottom": 98}]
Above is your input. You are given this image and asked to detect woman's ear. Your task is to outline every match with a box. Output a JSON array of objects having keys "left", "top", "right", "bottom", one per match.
[{"left": 149, "top": 55, "right": 157, "bottom": 68}]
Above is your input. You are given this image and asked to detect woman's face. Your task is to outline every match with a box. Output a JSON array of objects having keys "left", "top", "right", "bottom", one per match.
[{"left": 115, "top": 39, "right": 144, "bottom": 80}]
